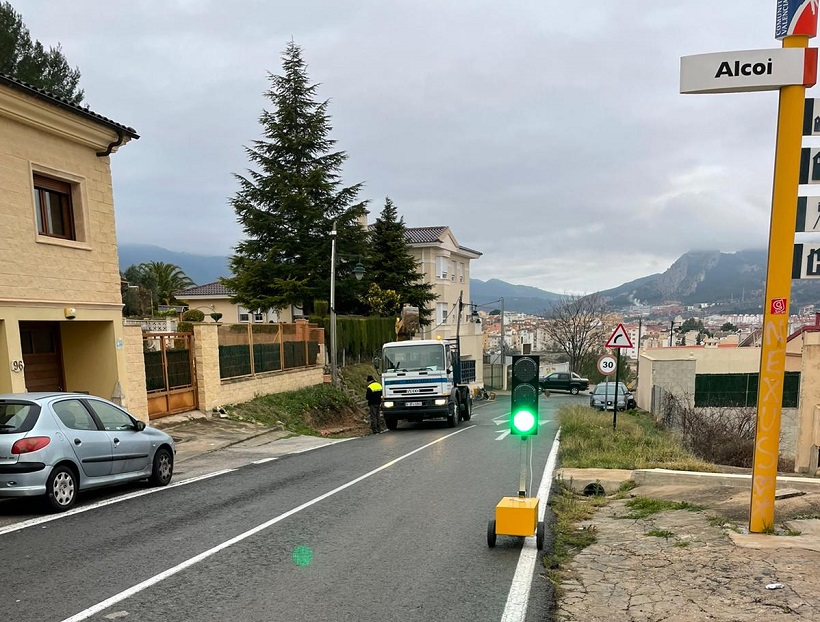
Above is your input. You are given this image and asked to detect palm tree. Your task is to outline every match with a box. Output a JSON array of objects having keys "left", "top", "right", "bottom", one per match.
[{"left": 138, "top": 262, "right": 194, "bottom": 305}]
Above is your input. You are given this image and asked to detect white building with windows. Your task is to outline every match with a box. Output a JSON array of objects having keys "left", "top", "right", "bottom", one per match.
[{"left": 403, "top": 226, "right": 483, "bottom": 384}]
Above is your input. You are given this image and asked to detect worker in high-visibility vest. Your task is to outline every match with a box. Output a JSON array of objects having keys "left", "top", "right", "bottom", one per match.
[{"left": 365, "top": 375, "right": 383, "bottom": 434}]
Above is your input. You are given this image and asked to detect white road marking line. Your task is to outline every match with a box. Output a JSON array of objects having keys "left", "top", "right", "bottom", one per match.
[
  {"left": 493, "top": 414, "right": 509, "bottom": 425},
  {"left": 290, "top": 437, "right": 354, "bottom": 454},
  {"left": 251, "top": 457, "right": 278, "bottom": 464},
  {"left": 495, "top": 420, "right": 550, "bottom": 439},
  {"left": 60, "top": 425, "right": 476, "bottom": 622},
  {"left": 0, "top": 469, "right": 235, "bottom": 537},
  {"left": 500, "top": 430, "right": 561, "bottom": 622}
]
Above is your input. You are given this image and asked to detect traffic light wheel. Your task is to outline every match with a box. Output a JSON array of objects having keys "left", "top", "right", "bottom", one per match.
[{"left": 487, "top": 520, "right": 497, "bottom": 548}]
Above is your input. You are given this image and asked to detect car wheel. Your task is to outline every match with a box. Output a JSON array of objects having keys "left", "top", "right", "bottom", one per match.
[
  {"left": 45, "top": 465, "right": 77, "bottom": 512},
  {"left": 570, "top": 387, "right": 579, "bottom": 395},
  {"left": 149, "top": 447, "right": 174, "bottom": 486},
  {"left": 487, "top": 520, "right": 497, "bottom": 548},
  {"left": 536, "top": 521, "right": 545, "bottom": 550}
]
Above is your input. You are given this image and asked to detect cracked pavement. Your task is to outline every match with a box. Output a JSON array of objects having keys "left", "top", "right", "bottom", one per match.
[{"left": 554, "top": 498, "right": 820, "bottom": 621}]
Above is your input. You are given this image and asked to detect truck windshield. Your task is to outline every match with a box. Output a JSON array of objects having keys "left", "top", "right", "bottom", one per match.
[{"left": 383, "top": 345, "right": 445, "bottom": 372}]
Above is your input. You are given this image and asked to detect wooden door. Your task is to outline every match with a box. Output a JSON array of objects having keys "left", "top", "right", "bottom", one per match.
[{"left": 20, "top": 322, "right": 64, "bottom": 392}]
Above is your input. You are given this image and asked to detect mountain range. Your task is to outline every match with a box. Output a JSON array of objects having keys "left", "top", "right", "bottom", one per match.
[{"left": 118, "top": 244, "right": 820, "bottom": 314}]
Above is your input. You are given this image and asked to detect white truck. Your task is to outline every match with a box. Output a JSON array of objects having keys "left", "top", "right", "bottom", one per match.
[{"left": 377, "top": 338, "right": 474, "bottom": 430}]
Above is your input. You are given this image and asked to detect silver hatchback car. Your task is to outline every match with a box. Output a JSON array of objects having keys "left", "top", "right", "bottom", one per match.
[{"left": 0, "top": 393, "right": 175, "bottom": 512}]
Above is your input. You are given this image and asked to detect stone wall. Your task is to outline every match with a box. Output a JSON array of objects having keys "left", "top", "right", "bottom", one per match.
[
  {"left": 193, "top": 322, "right": 323, "bottom": 413},
  {"left": 121, "top": 324, "right": 148, "bottom": 421}
]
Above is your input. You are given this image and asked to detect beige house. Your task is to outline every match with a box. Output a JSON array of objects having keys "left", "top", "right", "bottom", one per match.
[
  {"left": 0, "top": 74, "right": 139, "bottom": 404},
  {"left": 404, "top": 226, "right": 484, "bottom": 385},
  {"left": 175, "top": 281, "right": 295, "bottom": 323}
]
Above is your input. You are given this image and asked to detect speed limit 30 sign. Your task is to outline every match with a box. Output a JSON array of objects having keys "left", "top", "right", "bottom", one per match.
[{"left": 597, "top": 354, "right": 617, "bottom": 376}]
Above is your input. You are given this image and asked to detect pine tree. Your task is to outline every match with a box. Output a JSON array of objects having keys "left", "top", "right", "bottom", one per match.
[
  {"left": 0, "top": 2, "right": 84, "bottom": 104},
  {"left": 366, "top": 197, "right": 437, "bottom": 325},
  {"left": 223, "top": 41, "right": 367, "bottom": 315}
]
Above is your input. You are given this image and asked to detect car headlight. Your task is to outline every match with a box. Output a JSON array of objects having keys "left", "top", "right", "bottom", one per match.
[
  {"left": 383, "top": 401, "right": 394, "bottom": 408},
  {"left": 434, "top": 398, "right": 447, "bottom": 406}
]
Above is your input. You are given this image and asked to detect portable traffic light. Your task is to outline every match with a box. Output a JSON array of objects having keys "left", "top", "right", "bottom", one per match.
[{"left": 510, "top": 354, "right": 539, "bottom": 435}]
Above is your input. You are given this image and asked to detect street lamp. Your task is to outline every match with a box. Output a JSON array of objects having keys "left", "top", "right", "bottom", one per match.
[{"left": 329, "top": 221, "right": 365, "bottom": 388}]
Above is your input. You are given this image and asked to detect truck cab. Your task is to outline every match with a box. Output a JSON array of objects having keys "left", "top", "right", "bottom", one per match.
[{"left": 379, "top": 339, "right": 472, "bottom": 429}]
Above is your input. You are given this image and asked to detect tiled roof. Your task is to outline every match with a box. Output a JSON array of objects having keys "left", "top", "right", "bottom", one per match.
[
  {"left": 404, "top": 226, "right": 482, "bottom": 256},
  {"left": 176, "top": 281, "right": 233, "bottom": 297},
  {"left": 0, "top": 73, "right": 139, "bottom": 139},
  {"left": 404, "top": 226, "right": 448, "bottom": 244}
]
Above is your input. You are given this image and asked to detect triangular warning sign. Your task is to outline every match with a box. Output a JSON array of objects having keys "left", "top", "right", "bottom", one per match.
[{"left": 605, "top": 323, "right": 633, "bottom": 348}]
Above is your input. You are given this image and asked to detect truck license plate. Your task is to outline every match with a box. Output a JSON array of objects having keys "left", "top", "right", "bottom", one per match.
[{"left": 405, "top": 401, "right": 422, "bottom": 407}]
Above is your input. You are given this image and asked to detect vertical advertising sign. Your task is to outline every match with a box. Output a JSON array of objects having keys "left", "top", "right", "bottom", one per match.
[{"left": 776, "top": 0, "right": 819, "bottom": 40}]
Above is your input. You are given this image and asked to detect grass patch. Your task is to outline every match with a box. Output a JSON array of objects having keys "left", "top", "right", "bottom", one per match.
[
  {"left": 673, "top": 541, "right": 690, "bottom": 548},
  {"left": 544, "top": 481, "right": 609, "bottom": 585},
  {"left": 620, "top": 497, "right": 703, "bottom": 520},
  {"left": 226, "top": 383, "right": 361, "bottom": 436},
  {"left": 614, "top": 479, "right": 638, "bottom": 499},
  {"left": 557, "top": 405, "right": 714, "bottom": 471},
  {"left": 646, "top": 528, "right": 675, "bottom": 539}
]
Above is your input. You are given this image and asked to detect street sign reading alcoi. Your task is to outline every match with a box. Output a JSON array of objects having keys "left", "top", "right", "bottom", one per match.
[{"left": 680, "top": 47, "right": 817, "bottom": 94}]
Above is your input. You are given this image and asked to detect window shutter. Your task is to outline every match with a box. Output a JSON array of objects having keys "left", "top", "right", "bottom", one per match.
[{"left": 33, "top": 174, "right": 72, "bottom": 194}]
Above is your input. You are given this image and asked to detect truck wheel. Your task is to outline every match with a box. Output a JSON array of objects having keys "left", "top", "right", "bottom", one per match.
[
  {"left": 487, "top": 520, "right": 497, "bottom": 548},
  {"left": 447, "top": 400, "right": 459, "bottom": 427},
  {"left": 536, "top": 521, "right": 545, "bottom": 550},
  {"left": 385, "top": 416, "right": 398, "bottom": 430},
  {"left": 570, "top": 387, "right": 579, "bottom": 395},
  {"left": 462, "top": 396, "right": 472, "bottom": 421}
]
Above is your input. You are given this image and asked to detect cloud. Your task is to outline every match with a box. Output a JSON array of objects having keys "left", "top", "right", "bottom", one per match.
[{"left": 11, "top": 0, "right": 806, "bottom": 293}]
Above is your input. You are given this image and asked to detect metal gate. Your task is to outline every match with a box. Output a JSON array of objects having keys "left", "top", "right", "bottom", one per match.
[{"left": 143, "top": 332, "right": 197, "bottom": 419}]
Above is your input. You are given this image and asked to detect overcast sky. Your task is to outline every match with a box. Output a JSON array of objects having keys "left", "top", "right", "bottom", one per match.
[{"left": 12, "top": 1, "right": 820, "bottom": 293}]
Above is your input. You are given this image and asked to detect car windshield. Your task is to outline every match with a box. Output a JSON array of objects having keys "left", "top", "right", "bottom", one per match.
[
  {"left": 383, "top": 344, "right": 445, "bottom": 372},
  {"left": 594, "top": 384, "right": 627, "bottom": 395},
  {"left": 0, "top": 401, "right": 39, "bottom": 434}
]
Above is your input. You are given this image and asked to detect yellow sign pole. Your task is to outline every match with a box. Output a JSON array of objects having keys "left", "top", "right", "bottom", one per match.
[{"left": 749, "top": 34, "right": 809, "bottom": 533}]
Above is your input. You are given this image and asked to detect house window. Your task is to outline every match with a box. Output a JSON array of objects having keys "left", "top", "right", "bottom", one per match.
[
  {"left": 459, "top": 262, "right": 465, "bottom": 283},
  {"left": 238, "top": 306, "right": 250, "bottom": 323},
  {"left": 253, "top": 312, "right": 265, "bottom": 323},
  {"left": 450, "top": 261, "right": 456, "bottom": 281},
  {"left": 436, "top": 256, "right": 448, "bottom": 279},
  {"left": 437, "top": 303, "right": 448, "bottom": 325},
  {"left": 33, "top": 174, "right": 75, "bottom": 240}
]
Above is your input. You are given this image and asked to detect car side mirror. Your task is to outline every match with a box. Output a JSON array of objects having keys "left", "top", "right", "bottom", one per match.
[{"left": 135, "top": 421, "right": 146, "bottom": 431}]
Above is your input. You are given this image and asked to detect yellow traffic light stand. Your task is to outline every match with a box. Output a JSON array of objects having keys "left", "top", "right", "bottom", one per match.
[{"left": 487, "top": 436, "right": 545, "bottom": 549}]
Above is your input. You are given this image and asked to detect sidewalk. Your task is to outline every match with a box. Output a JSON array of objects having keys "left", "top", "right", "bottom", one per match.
[
  {"left": 554, "top": 468, "right": 820, "bottom": 621},
  {"left": 151, "top": 411, "right": 294, "bottom": 462}
]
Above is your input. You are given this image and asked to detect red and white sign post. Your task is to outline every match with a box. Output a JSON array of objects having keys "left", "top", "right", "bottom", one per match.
[{"left": 604, "top": 324, "right": 633, "bottom": 429}]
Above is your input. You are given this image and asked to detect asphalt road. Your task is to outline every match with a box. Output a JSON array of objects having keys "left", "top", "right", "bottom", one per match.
[{"left": 1, "top": 393, "right": 585, "bottom": 622}]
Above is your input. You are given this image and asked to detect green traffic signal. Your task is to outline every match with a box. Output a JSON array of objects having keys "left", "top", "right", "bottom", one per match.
[
  {"left": 510, "top": 354, "right": 540, "bottom": 436},
  {"left": 511, "top": 409, "right": 537, "bottom": 435}
]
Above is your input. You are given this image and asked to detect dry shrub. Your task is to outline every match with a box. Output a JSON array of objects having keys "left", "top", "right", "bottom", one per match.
[{"left": 659, "top": 394, "right": 790, "bottom": 470}]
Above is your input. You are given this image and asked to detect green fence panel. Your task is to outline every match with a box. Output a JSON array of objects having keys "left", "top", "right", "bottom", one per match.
[
  {"left": 166, "top": 348, "right": 192, "bottom": 389},
  {"left": 695, "top": 372, "right": 799, "bottom": 408},
  {"left": 144, "top": 351, "right": 165, "bottom": 392},
  {"left": 219, "top": 344, "right": 252, "bottom": 379},
  {"left": 253, "top": 343, "right": 281, "bottom": 373},
  {"left": 283, "top": 342, "right": 307, "bottom": 368}
]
